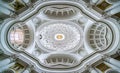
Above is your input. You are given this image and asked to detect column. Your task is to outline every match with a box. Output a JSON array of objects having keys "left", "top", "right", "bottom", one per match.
[
  {"left": 89, "top": 67, "right": 99, "bottom": 73},
  {"left": 0, "top": 62, "right": 15, "bottom": 72},
  {"left": 0, "top": 57, "right": 14, "bottom": 67},
  {"left": 106, "top": 6, "right": 120, "bottom": 16},
  {"left": 0, "top": 6, "right": 13, "bottom": 16},
  {"left": 105, "top": 1, "right": 120, "bottom": 12},
  {"left": 22, "top": 67, "right": 31, "bottom": 73},
  {"left": 90, "top": 0, "right": 101, "bottom": 5},
  {"left": 0, "top": 0, "right": 15, "bottom": 11},
  {"left": 104, "top": 62, "right": 120, "bottom": 71},
  {"left": 0, "top": 0, "right": 14, "bottom": 11},
  {"left": 104, "top": 57, "right": 120, "bottom": 68}
]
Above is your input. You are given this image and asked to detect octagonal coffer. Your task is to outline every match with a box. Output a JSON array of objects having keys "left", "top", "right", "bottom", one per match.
[
  {"left": 7, "top": 23, "right": 33, "bottom": 50},
  {"left": 88, "top": 22, "right": 113, "bottom": 50}
]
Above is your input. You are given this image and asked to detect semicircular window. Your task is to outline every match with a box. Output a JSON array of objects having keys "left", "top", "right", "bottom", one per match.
[
  {"left": 8, "top": 24, "right": 31, "bottom": 49},
  {"left": 88, "top": 22, "right": 113, "bottom": 50}
]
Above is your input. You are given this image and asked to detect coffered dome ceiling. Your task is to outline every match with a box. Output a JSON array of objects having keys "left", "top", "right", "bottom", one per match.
[
  {"left": 36, "top": 21, "right": 83, "bottom": 51},
  {"left": 0, "top": 0, "right": 120, "bottom": 73}
]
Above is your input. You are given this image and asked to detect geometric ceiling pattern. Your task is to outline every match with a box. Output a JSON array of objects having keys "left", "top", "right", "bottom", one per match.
[{"left": 0, "top": 0, "right": 120, "bottom": 73}]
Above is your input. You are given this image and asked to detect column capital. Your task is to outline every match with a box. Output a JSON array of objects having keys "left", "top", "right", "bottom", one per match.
[
  {"left": 85, "top": 64, "right": 94, "bottom": 71},
  {"left": 28, "top": 63, "right": 35, "bottom": 70},
  {"left": 0, "top": 49, "right": 3, "bottom": 54},
  {"left": 116, "top": 49, "right": 120, "bottom": 55},
  {"left": 102, "top": 54, "right": 111, "bottom": 61},
  {"left": 10, "top": 54, "right": 19, "bottom": 61}
]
